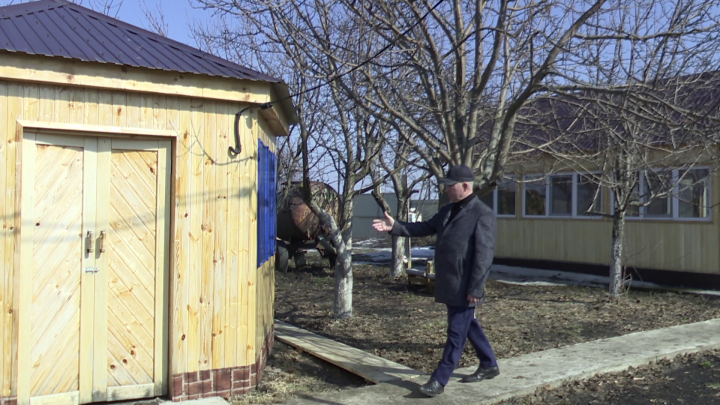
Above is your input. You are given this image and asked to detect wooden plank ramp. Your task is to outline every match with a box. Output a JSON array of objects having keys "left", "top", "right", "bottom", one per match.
[{"left": 274, "top": 320, "right": 424, "bottom": 384}]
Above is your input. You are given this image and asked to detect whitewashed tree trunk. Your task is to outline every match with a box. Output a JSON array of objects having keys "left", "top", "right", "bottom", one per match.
[
  {"left": 311, "top": 202, "right": 353, "bottom": 318},
  {"left": 333, "top": 237, "right": 353, "bottom": 318},
  {"left": 370, "top": 176, "right": 409, "bottom": 279},
  {"left": 608, "top": 153, "right": 633, "bottom": 299},
  {"left": 609, "top": 210, "right": 626, "bottom": 298},
  {"left": 390, "top": 194, "right": 411, "bottom": 278},
  {"left": 390, "top": 235, "right": 406, "bottom": 278}
]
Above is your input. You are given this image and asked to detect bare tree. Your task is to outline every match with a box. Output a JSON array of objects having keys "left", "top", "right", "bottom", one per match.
[
  {"left": 341, "top": 0, "right": 720, "bottom": 298},
  {"left": 189, "top": 0, "right": 720, "bottom": 305},
  {"left": 325, "top": 0, "right": 612, "bottom": 195},
  {"left": 191, "top": 4, "right": 389, "bottom": 318},
  {"left": 139, "top": 0, "right": 168, "bottom": 37},
  {"left": 527, "top": 78, "right": 720, "bottom": 298},
  {"left": 549, "top": 0, "right": 720, "bottom": 297},
  {"left": 369, "top": 131, "right": 430, "bottom": 279},
  {"left": 189, "top": 0, "right": 607, "bottom": 318},
  {"left": 296, "top": 82, "right": 385, "bottom": 319}
]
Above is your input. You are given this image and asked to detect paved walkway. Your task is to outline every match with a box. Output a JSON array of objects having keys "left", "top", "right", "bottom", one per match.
[{"left": 280, "top": 318, "right": 720, "bottom": 404}]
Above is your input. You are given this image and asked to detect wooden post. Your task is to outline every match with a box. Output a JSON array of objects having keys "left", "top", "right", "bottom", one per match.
[{"left": 426, "top": 260, "right": 435, "bottom": 293}]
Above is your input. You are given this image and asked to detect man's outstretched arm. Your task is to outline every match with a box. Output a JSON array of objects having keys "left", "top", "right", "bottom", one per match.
[{"left": 378, "top": 209, "right": 444, "bottom": 238}]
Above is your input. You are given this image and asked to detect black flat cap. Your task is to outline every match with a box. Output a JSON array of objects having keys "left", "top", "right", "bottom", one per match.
[{"left": 438, "top": 165, "right": 475, "bottom": 185}]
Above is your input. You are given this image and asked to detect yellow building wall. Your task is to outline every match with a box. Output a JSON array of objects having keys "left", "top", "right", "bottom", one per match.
[
  {"left": 0, "top": 79, "right": 278, "bottom": 396},
  {"left": 495, "top": 172, "right": 720, "bottom": 274}
]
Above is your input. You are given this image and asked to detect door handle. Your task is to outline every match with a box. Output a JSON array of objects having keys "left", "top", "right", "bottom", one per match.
[
  {"left": 86, "top": 231, "right": 94, "bottom": 254},
  {"left": 100, "top": 231, "right": 107, "bottom": 253}
]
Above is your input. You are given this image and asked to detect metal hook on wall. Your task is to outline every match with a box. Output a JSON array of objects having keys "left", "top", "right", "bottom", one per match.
[{"left": 228, "top": 103, "right": 274, "bottom": 158}]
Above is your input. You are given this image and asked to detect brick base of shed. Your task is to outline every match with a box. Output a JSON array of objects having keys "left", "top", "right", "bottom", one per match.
[
  {"left": 0, "top": 396, "right": 17, "bottom": 405},
  {"left": 170, "top": 325, "right": 275, "bottom": 401}
]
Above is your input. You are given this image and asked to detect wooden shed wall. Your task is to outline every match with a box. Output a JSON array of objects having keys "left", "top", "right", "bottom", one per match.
[
  {"left": 256, "top": 122, "right": 276, "bottom": 362},
  {"left": 495, "top": 172, "right": 720, "bottom": 274},
  {"left": 0, "top": 79, "right": 277, "bottom": 398}
]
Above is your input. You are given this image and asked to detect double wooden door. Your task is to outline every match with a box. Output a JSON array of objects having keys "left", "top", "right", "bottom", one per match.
[{"left": 18, "top": 133, "right": 171, "bottom": 404}]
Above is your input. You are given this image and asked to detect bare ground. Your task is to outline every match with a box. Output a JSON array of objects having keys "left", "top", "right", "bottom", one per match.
[{"left": 231, "top": 252, "right": 720, "bottom": 404}]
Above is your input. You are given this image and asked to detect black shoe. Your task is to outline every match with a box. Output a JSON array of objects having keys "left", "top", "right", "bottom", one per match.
[
  {"left": 460, "top": 366, "right": 500, "bottom": 383},
  {"left": 419, "top": 379, "right": 445, "bottom": 397}
]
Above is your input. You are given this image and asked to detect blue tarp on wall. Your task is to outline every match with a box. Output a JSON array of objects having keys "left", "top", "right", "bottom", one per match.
[{"left": 257, "top": 139, "right": 277, "bottom": 266}]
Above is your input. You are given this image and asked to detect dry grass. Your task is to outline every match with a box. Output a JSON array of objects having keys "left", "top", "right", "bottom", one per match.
[
  {"left": 230, "top": 341, "right": 366, "bottom": 405},
  {"left": 230, "top": 368, "right": 316, "bottom": 404}
]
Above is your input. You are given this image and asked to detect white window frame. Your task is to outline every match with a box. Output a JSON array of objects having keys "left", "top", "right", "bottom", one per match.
[
  {"left": 482, "top": 177, "right": 517, "bottom": 218},
  {"left": 642, "top": 170, "right": 674, "bottom": 219},
  {"left": 611, "top": 167, "right": 712, "bottom": 222},
  {"left": 676, "top": 167, "right": 712, "bottom": 220},
  {"left": 575, "top": 172, "right": 604, "bottom": 218},
  {"left": 522, "top": 174, "right": 549, "bottom": 218},
  {"left": 522, "top": 172, "right": 604, "bottom": 219},
  {"left": 549, "top": 174, "right": 574, "bottom": 217}
]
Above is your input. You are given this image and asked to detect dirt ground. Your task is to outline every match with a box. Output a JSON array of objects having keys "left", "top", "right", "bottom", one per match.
[
  {"left": 231, "top": 252, "right": 720, "bottom": 404},
  {"left": 499, "top": 348, "right": 720, "bottom": 405}
]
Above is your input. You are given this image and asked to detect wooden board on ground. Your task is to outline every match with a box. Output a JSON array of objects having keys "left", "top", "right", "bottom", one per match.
[
  {"left": 274, "top": 320, "right": 424, "bottom": 384},
  {"left": 405, "top": 268, "right": 427, "bottom": 288}
]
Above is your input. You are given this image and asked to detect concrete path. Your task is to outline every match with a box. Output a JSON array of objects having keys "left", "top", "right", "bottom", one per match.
[
  {"left": 282, "top": 318, "right": 720, "bottom": 404},
  {"left": 117, "top": 397, "right": 228, "bottom": 405}
]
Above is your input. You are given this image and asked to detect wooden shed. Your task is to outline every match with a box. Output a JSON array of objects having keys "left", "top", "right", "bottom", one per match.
[{"left": 0, "top": 1, "right": 297, "bottom": 404}]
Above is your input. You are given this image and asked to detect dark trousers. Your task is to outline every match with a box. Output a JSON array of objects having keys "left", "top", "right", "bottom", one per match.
[{"left": 430, "top": 304, "right": 497, "bottom": 385}]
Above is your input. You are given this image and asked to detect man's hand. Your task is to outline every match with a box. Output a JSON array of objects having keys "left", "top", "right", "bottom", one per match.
[
  {"left": 467, "top": 294, "right": 482, "bottom": 303},
  {"left": 372, "top": 212, "right": 395, "bottom": 232}
]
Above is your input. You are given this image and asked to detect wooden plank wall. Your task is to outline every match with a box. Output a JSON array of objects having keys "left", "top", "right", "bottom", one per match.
[
  {"left": 495, "top": 173, "right": 720, "bottom": 274},
  {"left": 1, "top": 80, "right": 19, "bottom": 399},
  {"left": 256, "top": 121, "right": 277, "bottom": 358},
  {"left": 0, "top": 80, "right": 275, "bottom": 395}
]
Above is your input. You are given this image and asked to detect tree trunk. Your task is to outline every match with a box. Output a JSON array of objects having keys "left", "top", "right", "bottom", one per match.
[
  {"left": 332, "top": 197, "right": 355, "bottom": 319},
  {"left": 390, "top": 235, "right": 406, "bottom": 278},
  {"left": 333, "top": 241, "right": 353, "bottom": 318},
  {"left": 310, "top": 204, "right": 352, "bottom": 318},
  {"left": 389, "top": 194, "right": 411, "bottom": 278},
  {"left": 609, "top": 209, "right": 626, "bottom": 298}
]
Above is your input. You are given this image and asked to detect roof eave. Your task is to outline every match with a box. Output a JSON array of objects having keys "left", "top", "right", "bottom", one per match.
[{"left": 271, "top": 82, "right": 299, "bottom": 126}]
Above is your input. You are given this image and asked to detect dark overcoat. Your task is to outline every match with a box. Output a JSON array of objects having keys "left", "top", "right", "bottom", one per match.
[{"left": 390, "top": 196, "right": 496, "bottom": 307}]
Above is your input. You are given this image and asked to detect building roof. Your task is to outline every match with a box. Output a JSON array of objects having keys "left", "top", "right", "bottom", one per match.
[
  {"left": 0, "top": 0, "right": 279, "bottom": 82},
  {"left": 0, "top": 0, "right": 298, "bottom": 124},
  {"left": 513, "top": 71, "right": 720, "bottom": 154}
]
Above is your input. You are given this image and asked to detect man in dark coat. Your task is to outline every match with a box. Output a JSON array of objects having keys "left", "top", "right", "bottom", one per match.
[{"left": 372, "top": 164, "right": 499, "bottom": 397}]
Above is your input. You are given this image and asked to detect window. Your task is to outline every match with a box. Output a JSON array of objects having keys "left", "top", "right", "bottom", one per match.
[
  {"left": 644, "top": 171, "right": 672, "bottom": 218},
  {"left": 497, "top": 180, "right": 517, "bottom": 216},
  {"left": 480, "top": 178, "right": 517, "bottom": 217},
  {"left": 550, "top": 175, "right": 573, "bottom": 216},
  {"left": 524, "top": 176, "right": 547, "bottom": 216},
  {"left": 678, "top": 168, "right": 710, "bottom": 218},
  {"left": 625, "top": 174, "right": 641, "bottom": 217},
  {"left": 612, "top": 167, "right": 711, "bottom": 220},
  {"left": 577, "top": 174, "right": 603, "bottom": 216},
  {"left": 523, "top": 173, "right": 603, "bottom": 218}
]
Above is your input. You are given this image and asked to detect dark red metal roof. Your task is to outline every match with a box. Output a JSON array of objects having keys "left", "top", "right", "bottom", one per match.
[{"left": 0, "top": 0, "right": 281, "bottom": 84}]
